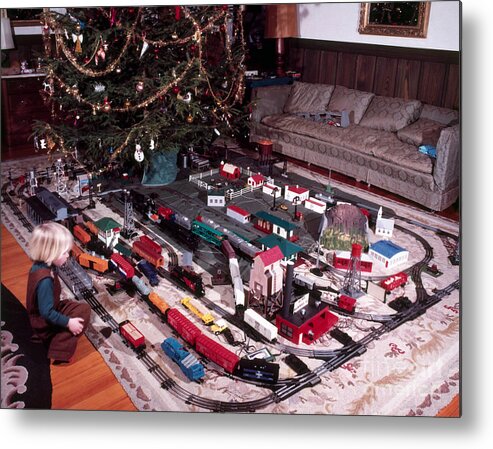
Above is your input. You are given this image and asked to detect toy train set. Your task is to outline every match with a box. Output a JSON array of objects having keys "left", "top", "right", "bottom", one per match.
[
  {"left": 2, "top": 158, "right": 460, "bottom": 413},
  {"left": 120, "top": 291, "right": 280, "bottom": 384}
]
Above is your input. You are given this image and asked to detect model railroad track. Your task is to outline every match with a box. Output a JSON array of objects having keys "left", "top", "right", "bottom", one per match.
[
  {"left": 1, "top": 183, "right": 34, "bottom": 232},
  {"left": 106, "top": 197, "right": 180, "bottom": 268},
  {"left": 159, "top": 186, "right": 267, "bottom": 241},
  {"left": 4, "top": 181, "right": 459, "bottom": 411}
]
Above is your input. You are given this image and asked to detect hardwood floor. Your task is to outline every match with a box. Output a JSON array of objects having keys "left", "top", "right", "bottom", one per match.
[
  {"left": 1, "top": 145, "right": 459, "bottom": 415},
  {"left": 1, "top": 224, "right": 136, "bottom": 411}
]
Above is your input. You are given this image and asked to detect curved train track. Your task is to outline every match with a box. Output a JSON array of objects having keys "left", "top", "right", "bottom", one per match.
[{"left": 1, "top": 181, "right": 459, "bottom": 412}]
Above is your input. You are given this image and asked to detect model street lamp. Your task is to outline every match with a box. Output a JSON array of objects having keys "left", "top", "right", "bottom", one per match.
[
  {"left": 271, "top": 187, "right": 279, "bottom": 210},
  {"left": 292, "top": 195, "right": 301, "bottom": 221}
]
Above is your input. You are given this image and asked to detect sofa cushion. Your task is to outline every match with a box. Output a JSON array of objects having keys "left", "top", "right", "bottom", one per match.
[
  {"left": 359, "top": 96, "right": 422, "bottom": 132},
  {"left": 260, "top": 114, "right": 433, "bottom": 174},
  {"left": 420, "top": 104, "right": 459, "bottom": 126},
  {"left": 397, "top": 118, "right": 446, "bottom": 147},
  {"left": 326, "top": 86, "right": 374, "bottom": 124},
  {"left": 283, "top": 82, "right": 335, "bottom": 114}
]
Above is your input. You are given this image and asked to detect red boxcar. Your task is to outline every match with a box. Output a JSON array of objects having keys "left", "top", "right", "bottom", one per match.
[
  {"left": 119, "top": 320, "right": 145, "bottom": 349},
  {"left": 132, "top": 240, "right": 164, "bottom": 267},
  {"left": 110, "top": 253, "right": 135, "bottom": 278},
  {"left": 139, "top": 235, "right": 162, "bottom": 255},
  {"left": 73, "top": 224, "right": 91, "bottom": 244},
  {"left": 380, "top": 272, "right": 408, "bottom": 291},
  {"left": 167, "top": 308, "right": 202, "bottom": 346},
  {"left": 195, "top": 333, "right": 240, "bottom": 374},
  {"left": 338, "top": 294, "right": 357, "bottom": 313}
]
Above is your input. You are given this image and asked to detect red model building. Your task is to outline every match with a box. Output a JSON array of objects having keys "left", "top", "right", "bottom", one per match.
[
  {"left": 219, "top": 162, "right": 241, "bottom": 180},
  {"left": 275, "top": 261, "right": 338, "bottom": 345},
  {"left": 276, "top": 304, "right": 339, "bottom": 345}
]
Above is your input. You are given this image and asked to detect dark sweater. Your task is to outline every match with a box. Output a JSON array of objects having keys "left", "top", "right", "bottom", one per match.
[{"left": 30, "top": 262, "right": 69, "bottom": 328}]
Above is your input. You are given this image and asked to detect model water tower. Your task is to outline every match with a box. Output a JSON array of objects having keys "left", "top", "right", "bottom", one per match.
[{"left": 340, "top": 243, "right": 364, "bottom": 298}]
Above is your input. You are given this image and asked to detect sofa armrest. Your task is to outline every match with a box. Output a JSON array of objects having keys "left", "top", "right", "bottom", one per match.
[
  {"left": 250, "top": 85, "right": 292, "bottom": 123},
  {"left": 433, "top": 124, "right": 460, "bottom": 191}
]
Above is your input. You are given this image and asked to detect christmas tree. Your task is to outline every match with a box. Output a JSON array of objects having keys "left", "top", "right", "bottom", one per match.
[{"left": 34, "top": 5, "right": 247, "bottom": 180}]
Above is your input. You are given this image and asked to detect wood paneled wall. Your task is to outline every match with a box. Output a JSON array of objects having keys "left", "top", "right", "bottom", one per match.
[{"left": 286, "top": 39, "right": 460, "bottom": 110}]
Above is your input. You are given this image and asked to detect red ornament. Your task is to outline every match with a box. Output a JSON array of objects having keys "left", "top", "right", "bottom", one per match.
[
  {"left": 175, "top": 6, "right": 181, "bottom": 20},
  {"left": 172, "top": 85, "right": 180, "bottom": 94},
  {"left": 189, "top": 44, "right": 196, "bottom": 53}
]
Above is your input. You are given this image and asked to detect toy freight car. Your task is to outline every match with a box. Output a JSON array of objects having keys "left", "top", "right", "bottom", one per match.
[
  {"left": 148, "top": 291, "right": 171, "bottom": 316},
  {"left": 195, "top": 333, "right": 240, "bottom": 374},
  {"left": 243, "top": 309, "right": 278, "bottom": 342},
  {"left": 161, "top": 337, "right": 205, "bottom": 382},
  {"left": 78, "top": 252, "right": 109, "bottom": 273},
  {"left": 139, "top": 235, "right": 162, "bottom": 255},
  {"left": 132, "top": 240, "right": 164, "bottom": 267},
  {"left": 132, "top": 275, "right": 151, "bottom": 296},
  {"left": 73, "top": 224, "right": 91, "bottom": 244},
  {"left": 110, "top": 253, "right": 135, "bottom": 278},
  {"left": 380, "top": 272, "right": 408, "bottom": 292},
  {"left": 337, "top": 294, "right": 357, "bottom": 314},
  {"left": 167, "top": 308, "right": 203, "bottom": 346},
  {"left": 191, "top": 219, "right": 226, "bottom": 247},
  {"left": 138, "top": 260, "right": 159, "bottom": 286},
  {"left": 119, "top": 320, "right": 145, "bottom": 350},
  {"left": 329, "top": 328, "right": 354, "bottom": 346},
  {"left": 236, "top": 358, "right": 279, "bottom": 384},
  {"left": 284, "top": 354, "right": 310, "bottom": 375}
]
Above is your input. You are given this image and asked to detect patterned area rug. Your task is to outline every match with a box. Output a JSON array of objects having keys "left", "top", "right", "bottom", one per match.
[
  {"left": 0, "top": 154, "right": 460, "bottom": 415},
  {"left": 1, "top": 284, "right": 52, "bottom": 409}
]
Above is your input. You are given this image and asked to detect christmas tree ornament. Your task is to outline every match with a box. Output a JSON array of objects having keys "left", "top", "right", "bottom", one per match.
[
  {"left": 177, "top": 92, "right": 192, "bottom": 103},
  {"left": 94, "top": 82, "right": 105, "bottom": 93},
  {"left": 33, "top": 5, "right": 247, "bottom": 172},
  {"left": 103, "top": 98, "right": 111, "bottom": 112},
  {"left": 95, "top": 45, "right": 106, "bottom": 65},
  {"left": 72, "top": 26, "right": 83, "bottom": 54},
  {"left": 140, "top": 40, "right": 149, "bottom": 59},
  {"left": 40, "top": 138, "right": 47, "bottom": 149},
  {"left": 134, "top": 143, "right": 145, "bottom": 162}
]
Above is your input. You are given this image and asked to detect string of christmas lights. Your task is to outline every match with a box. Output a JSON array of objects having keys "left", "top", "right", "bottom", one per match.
[{"left": 36, "top": 5, "right": 247, "bottom": 170}]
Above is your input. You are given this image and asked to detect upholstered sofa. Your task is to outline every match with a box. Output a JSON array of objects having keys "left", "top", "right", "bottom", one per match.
[{"left": 249, "top": 82, "right": 460, "bottom": 211}]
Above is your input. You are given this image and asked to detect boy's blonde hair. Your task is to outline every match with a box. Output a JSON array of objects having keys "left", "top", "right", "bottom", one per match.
[{"left": 29, "top": 222, "right": 74, "bottom": 266}]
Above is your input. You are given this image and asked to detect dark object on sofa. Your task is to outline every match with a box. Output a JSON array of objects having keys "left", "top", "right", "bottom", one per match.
[{"left": 250, "top": 82, "right": 460, "bottom": 211}]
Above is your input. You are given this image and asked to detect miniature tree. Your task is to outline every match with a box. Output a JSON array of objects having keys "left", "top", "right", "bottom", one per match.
[{"left": 34, "top": 6, "right": 247, "bottom": 179}]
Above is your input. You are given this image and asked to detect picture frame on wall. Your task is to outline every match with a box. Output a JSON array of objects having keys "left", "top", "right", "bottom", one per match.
[{"left": 358, "top": 2, "right": 431, "bottom": 38}]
